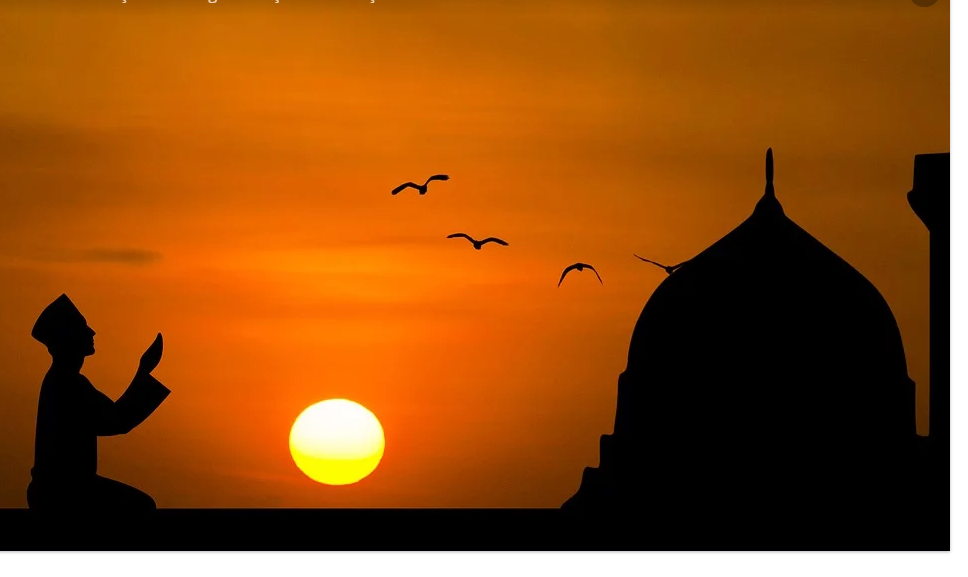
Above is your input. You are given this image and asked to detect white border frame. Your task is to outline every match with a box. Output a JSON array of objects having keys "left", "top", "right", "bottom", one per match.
[{"left": 1, "top": 0, "right": 962, "bottom": 574}]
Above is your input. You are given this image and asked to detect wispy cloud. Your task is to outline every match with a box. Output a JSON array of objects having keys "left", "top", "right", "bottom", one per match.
[
  {"left": 73, "top": 248, "right": 162, "bottom": 265},
  {"left": 16, "top": 247, "right": 163, "bottom": 266}
]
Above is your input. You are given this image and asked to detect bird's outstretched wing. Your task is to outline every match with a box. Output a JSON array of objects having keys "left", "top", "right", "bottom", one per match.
[
  {"left": 392, "top": 182, "right": 419, "bottom": 195},
  {"left": 424, "top": 174, "right": 449, "bottom": 185},
  {"left": 558, "top": 263, "right": 579, "bottom": 287},
  {"left": 633, "top": 254, "right": 668, "bottom": 269},
  {"left": 481, "top": 237, "right": 508, "bottom": 246},
  {"left": 585, "top": 264, "right": 604, "bottom": 284},
  {"left": 447, "top": 233, "right": 475, "bottom": 244}
]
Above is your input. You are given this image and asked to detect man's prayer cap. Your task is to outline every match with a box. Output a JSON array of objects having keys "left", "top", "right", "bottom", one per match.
[{"left": 31, "top": 294, "right": 87, "bottom": 347}]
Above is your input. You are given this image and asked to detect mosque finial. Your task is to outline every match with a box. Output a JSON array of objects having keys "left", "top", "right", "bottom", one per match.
[
  {"left": 765, "top": 148, "right": 775, "bottom": 198},
  {"left": 753, "top": 147, "right": 783, "bottom": 216}
]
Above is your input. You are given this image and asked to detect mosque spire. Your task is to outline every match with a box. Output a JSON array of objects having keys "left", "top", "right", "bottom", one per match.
[
  {"left": 753, "top": 147, "right": 783, "bottom": 216},
  {"left": 765, "top": 148, "right": 775, "bottom": 198}
]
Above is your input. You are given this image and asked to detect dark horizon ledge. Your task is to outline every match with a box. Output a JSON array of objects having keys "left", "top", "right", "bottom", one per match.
[{"left": 0, "top": 508, "right": 948, "bottom": 551}]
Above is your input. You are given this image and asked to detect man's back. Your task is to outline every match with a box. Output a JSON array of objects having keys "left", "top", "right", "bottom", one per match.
[{"left": 32, "top": 368, "right": 100, "bottom": 482}]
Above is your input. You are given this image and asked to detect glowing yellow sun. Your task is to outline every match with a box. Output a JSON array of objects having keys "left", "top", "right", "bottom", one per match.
[{"left": 289, "top": 399, "right": 385, "bottom": 486}]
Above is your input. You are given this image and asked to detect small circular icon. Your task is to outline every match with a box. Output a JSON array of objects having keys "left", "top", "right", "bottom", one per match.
[{"left": 912, "top": 0, "right": 937, "bottom": 7}]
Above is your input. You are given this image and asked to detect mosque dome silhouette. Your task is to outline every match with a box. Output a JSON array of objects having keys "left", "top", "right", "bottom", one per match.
[{"left": 563, "top": 149, "right": 920, "bottom": 518}]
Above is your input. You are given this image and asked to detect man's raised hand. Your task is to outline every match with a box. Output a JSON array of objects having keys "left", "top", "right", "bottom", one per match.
[{"left": 138, "top": 333, "right": 163, "bottom": 375}]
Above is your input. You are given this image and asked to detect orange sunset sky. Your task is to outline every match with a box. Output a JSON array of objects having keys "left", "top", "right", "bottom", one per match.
[{"left": 0, "top": 0, "right": 949, "bottom": 508}]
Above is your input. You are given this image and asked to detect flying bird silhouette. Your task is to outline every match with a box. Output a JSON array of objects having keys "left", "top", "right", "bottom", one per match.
[
  {"left": 391, "top": 174, "right": 449, "bottom": 195},
  {"left": 633, "top": 254, "right": 687, "bottom": 275},
  {"left": 558, "top": 263, "right": 603, "bottom": 287},
  {"left": 446, "top": 233, "right": 509, "bottom": 250}
]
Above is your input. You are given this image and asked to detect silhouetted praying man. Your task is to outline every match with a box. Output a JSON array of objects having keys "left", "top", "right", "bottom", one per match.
[{"left": 26, "top": 294, "right": 171, "bottom": 512}]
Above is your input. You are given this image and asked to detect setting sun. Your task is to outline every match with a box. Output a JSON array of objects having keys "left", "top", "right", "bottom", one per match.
[{"left": 288, "top": 399, "right": 386, "bottom": 486}]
